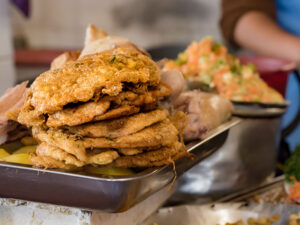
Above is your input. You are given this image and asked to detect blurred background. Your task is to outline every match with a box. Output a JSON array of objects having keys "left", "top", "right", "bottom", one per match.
[
  {"left": 1, "top": 0, "right": 221, "bottom": 94},
  {"left": 1, "top": 0, "right": 300, "bottom": 209}
]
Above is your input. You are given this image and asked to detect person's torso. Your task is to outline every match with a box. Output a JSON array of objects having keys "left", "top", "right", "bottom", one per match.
[{"left": 276, "top": 0, "right": 300, "bottom": 36}]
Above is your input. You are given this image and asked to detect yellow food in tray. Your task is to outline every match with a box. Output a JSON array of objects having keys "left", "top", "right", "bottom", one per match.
[
  {"left": 2, "top": 153, "right": 32, "bottom": 165},
  {"left": 85, "top": 166, "right": 134, "bottom": 176},
  {"left": 164, "top": 37, "right": 284, "bottom": 103},
  {"left": 0, "top": 149, "right": 10, "bottom": 159},
  {"left": 13, "top": 145, "right": 37, "bottom": 154},
  {"left": 0, "top": 141, "right": 134, "bottom": 175},
  {"left": 0, "top": 145, "right": 36, "bottom": 165}
]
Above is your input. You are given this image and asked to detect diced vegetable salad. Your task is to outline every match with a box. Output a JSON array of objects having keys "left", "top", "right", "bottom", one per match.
[{"left": 164, "top": 37, "right": 284, "bottom": 103}]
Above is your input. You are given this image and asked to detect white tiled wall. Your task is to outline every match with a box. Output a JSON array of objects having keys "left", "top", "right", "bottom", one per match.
[
  {"left": 0, "top": 0, "right": 15, "bottom": 95},
  {"left": 10, "top": 0, "right": 221, "bottom": 49}
]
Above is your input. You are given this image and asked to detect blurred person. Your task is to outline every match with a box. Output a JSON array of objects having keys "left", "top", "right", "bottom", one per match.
[{"left": 220, "top": 0, "right": 300, "bottom": 151}]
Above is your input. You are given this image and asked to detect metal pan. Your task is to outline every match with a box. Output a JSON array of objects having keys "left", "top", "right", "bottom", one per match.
[
  {"left": 232, "top": 101, "right": 289, "bottom": 118},
  {"left": 231, "top": 100, "right": 289, "bottom": 109},
  {"left": 185, "top": 78, "right": 289, "bottom": 117},
  {"left": 0, "top": 118, "right": 240, "bottom": 212}
]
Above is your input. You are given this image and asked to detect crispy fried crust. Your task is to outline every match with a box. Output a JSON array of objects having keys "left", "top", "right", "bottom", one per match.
[
  {"left": 101, "top": 82, "right": 171, "bottom": 106},
  {"left": 36, "top": 142, "right": 84, "bottom": 167},
  {"left": 15, "top": 26, "right": 188, "bottom": 170},
  {"left": 32, "top": 126, "right": 88, "bottom": 162},
  {"left": 20, "top": 48, "right": 160, "bottom": 116},
  {"left": 114, "top": 142, "right": 186, "bottom": 167},
  {"left": 30, "top": 154, "right": 77, "bottom": 170},
  {"left": 169, "top": 111, "right": 187, "bottom": 134},
  {"left": 84, "top": 119, "right": 178, "bottom": 149},
  {"left": 28, "top": 83, "right": 170, "bottom": 128},
  {"left": 32, "top": 119, "right": 178, "bottom": 161},
  {"left": 46, "top": 101, "right": 110, "bottom": 127},
  {"left": 118, "top": 148, "right": 143, "bottom": 156},
  {"left": 35, "top": 142, "right": 119, "bottom": 167},
  {"left": 67, "top": 109, "right": 169, "bottom": 138},
  {"left": 6, "top": 108, "right": 21, "bottom": 121},
  {"left": 17, "top": 104, "right": 45, "bottom": 127},
  {"left": 148, "top": 145, "right": 189, "bottom": 167},
  {"left": 93, "top": 105, "right": 140, "bottom": 121},
  {"left": 87, "top": 150, "right": 119, "bottom": 165}
]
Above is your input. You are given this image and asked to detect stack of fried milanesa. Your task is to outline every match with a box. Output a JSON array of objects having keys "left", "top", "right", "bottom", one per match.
[{"left": 13, "top": 26, "right": 187, "bottom": 170}]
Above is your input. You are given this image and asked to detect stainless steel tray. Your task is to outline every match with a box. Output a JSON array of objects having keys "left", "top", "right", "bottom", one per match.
[
  {"left": 0, "top": 118, "right": 240, "bottom": 212},
  {"left": 232, "top": 100, "right": 289, "bottom": 108},
  {"left": 232, "top": 101, "right": 288, "bottom": 118}
]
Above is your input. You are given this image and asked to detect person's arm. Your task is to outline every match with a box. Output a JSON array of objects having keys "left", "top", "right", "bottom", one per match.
[
  {"left": 220, "top": 0, "right": 300, "bottom": 66},
  {"left": 235, "top": 11, "right": 300, "bottom": 65}
]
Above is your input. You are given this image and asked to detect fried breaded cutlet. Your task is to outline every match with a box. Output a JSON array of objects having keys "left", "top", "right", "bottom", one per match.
[
  {"left": 14, "top": 25, "right": 189, "bottom": 170},
  {"left": 32, "top": 119, "right": 178, "bottom": 161},
  {"left": 46, "top": 101, "right": 110, "bottom": 127},
  {"left": 36, "top": 142, "right": 84, "bottom": 167},
  {"left": 114, "top": 142, "right": 186, "bottom": 167},
  {"left": 30, "top": 154, "right": 77, "bottom": 170},
  {"left": 35, "top": 142, "right": 119, "bottom": 167},
  {"left": 91, "top": 105, "right": 140, "bottom": 123},
  {"left": 32, "top": 141, "right": 185, "bottom": 170},
  {"left": 19, "top": 82, "right": 171, "bottom": 128},
  {"left": 18, "top": 48, "right": 160, "bottom": 119},
  {"left": 67, "top": 109, "right": 169, "bottom": 138},
  {"left": 45, "top": 83, "right": 171, "bottom": 128}
]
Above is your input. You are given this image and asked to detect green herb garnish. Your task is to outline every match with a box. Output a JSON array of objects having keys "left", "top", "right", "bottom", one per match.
[
  {"left": 175, "top": 51, "right": 188, "bottom": 66},
  {"left": 75, "top": 63, "right": 83, "bottom": 67},
  {"left": 248, "top": 63, "right": 256, "bottom": 71},
  {"left": 231, "top": 64, "right": 239, "bottom": 74},
  {"left": 110, "top": 55, "right": 116, "bottom": 64},
  {"left": 212, "top": 43, "right": 221, "bottom": 54},
  {"left": 284, "top": 146, "right": 300, "bottom": 183}
]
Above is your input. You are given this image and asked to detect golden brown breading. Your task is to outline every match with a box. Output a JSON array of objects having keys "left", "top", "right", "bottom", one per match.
[
  {"left": 36, "top": 142, "right": 119, "bottom": 166},
  {"left": 20, "top": 136, "right": 38, "bottom": 146},
  {"left": 6, "top": 108, "right": 21, "bottom": 121},
  {"left": 30, "top": 154, "right": 77, "bottom": 170},
  {"left": 20, "top": 48, "right": 160, "bottom": 117},
  {"left": 114, "top": 142, "right": 185, "bottom": 167},
  {"left": 148, "top": 145, "right": 189, "bottom": 167},
  {"left": 32, "top": 126, "right": 88, "bottom": 162},
  {"left": 17, "top": 104, "right": 45, "bottom": 127},
  {"left": 46, "top": 101, "right": 110, "bottom": 127},
  {"left": 169, "top": 111, "right": 187, "bottom": 134},
  {"left": 32, "top": 119, "right": 178, "bottom": 161},
  {"left": 87, "top": 150, "right": 119, "bottom": 165},
  {"left": 37, "top": 83, "right": 170, "bottom": 128},
  {"left": 67, "top": 109, "right": 169, "bottom": 138},
  {"left": 93, "top": 105, "right": 140, "bottom": 121},
  {"left": 14, "top": 25, "right": 188, "bottom": 170},
  {"left": 36, "top": 142, "right": 84, "bottom": 167},
  {"left": 118, "top": 148, "right": 143, "bottom": 156},
  {"left": 19, "top": 103, "right": 140, "bottom": 128},
  {"left": 84, "top": 119, "right": 178, "bottom": 149},
  {"left": 101, "top": 82, "right": 172, "bottom": 106}
]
